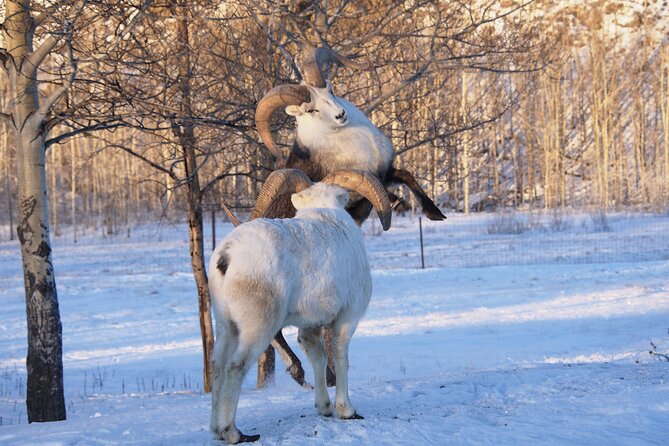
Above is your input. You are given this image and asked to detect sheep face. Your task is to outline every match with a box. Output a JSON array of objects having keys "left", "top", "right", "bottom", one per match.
[
  {"left": 285, "top": 82, "right": 348, "bottom": 134},
  {"left": 283, "top": 83, "right": 395, "bottom": 179},
  {"left": 291, "top": 183, "right": 349, "bottom": 211}
]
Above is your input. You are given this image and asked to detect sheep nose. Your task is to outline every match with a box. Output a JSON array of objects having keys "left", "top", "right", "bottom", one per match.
[{"left": 336, "top": 110, "right": 346, "bottom": 121}]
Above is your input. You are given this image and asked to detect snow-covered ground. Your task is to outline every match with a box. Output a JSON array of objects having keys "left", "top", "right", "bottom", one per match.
[{"left": 0, "top": 210, "right": 668, "bottom": 445}]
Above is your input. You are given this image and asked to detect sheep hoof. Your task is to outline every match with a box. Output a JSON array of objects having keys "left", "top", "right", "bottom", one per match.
[
  {"left": 317, "top": 401, "right": 334, "bottom": 417},
  {"left": 218, "top": 426, "right": 260, "bottom": 444},
  {"left": 342, "top": 412, "right": 364, "bottom": 420},
  {"left": 424, "top": 206, "right": 447, "bottom": 221},
  {"left": 237, "top": 433, "right": 260, "bottom": 443}
]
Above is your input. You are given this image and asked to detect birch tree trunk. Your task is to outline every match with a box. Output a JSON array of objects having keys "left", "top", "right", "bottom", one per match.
[
  {"left": 70, "top": 140, "right": 77, "bottom": 242},
  {"left": 461, "top": 71, "right": 470, "bottom": 213},
  {"left": 660, "top": 45, "right": 669, "bottom": 206},
  {"left": 1, "top": 0, "right": 66, "bottom": 423},
  {"left": 3, "top": 120, "right": 14, "bottom": 240},
  {"left": 49, "top": 146, "right": 59, "bottom": 237}
]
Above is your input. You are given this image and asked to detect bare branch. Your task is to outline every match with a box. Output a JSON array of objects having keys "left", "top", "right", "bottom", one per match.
[
  {"left": 202, "top": 170, "right": 255, "bottom": 196},
  {"left": 0, "top": 111, "right": 10, "bottom": 123},
  {"left": 363, "top": 63, "right": 432, "bottom": 115},
  {"left": 26, "top": 0, "right": 87, "bottom": 77},
  {"left": 33, "top": 26, "right": 77, "bottom": 125},
  {"left": 104, "top": 0, "right": 154, "bottom": 54},
  {"left": 27, "top": 35, "right": 60, "bottom": 70},
  {"left": 0, "top": 47, "right": 9, "bottom": 68},
  {"left": 45, "top": 121, "right": 125, "bottom": 148},
  {"left": 104, "top": 142, "right": 176, "bottom": 178},
  {"left": 396, "top": 104, "right": 514, "bottom": 156}
]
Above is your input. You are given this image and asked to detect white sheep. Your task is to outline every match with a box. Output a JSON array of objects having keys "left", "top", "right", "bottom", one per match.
[
  {"left": 255, "top": 46, "right": 446, "bottom": 224},
  {"left": 255, "top": 47, "right": 445, "bottom": 387},
  {"left": 209, "top": 169, "right": 391, "bottom": 444}
]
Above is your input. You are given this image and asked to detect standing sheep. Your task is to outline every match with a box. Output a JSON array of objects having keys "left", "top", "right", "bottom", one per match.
[
  {"left": 209, "top": 169, "right": 391, "bottom": 444},
  {"left": 254, "top": 46, "right": 446, "bottom": 386}
]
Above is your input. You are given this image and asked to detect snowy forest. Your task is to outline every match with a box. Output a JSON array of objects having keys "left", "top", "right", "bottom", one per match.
[
  {"left": 2, "top": 0, "right": 669, "bottom": 241},
  {"left": 1, "top": 1, "right": 669, "bottom": 445}
]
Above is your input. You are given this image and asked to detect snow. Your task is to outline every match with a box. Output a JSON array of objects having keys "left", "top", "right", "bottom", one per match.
[{"left": 1, "top": 211, "right": 668, "bottom": 445}]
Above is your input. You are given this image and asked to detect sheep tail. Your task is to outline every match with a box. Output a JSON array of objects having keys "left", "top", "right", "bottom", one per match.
[{"left": 216, "top": 250, "right": 230, "bottom": 275}]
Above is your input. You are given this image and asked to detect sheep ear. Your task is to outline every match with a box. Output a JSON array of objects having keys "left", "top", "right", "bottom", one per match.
[
  {"left": 285, "top": 105, "right": 304, "bottom": 116},
  {"left": 335, "top": 189, "right": 349, "bottom": 207},
  {"left": 291, "top": 191, "right": 306, "bottom": 209}
]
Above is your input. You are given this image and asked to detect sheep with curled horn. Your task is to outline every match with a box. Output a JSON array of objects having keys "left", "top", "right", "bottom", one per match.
[
  {"left": 253, "top": 46, "right": 447, "bottom": 386},
  {"left": 256, "top": 45, "right": 446, "bottom": 224},
  {"left": 209, "top": 169, "right": 391, "bottom": 444}
]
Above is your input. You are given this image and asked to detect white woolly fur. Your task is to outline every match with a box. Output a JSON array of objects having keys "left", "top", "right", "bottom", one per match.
[
  {"left": 286, "top": 83, "right": 395, "bottom": 178},
  {"left": 208, "top": 183, "right": 372, "bottom": 444}
]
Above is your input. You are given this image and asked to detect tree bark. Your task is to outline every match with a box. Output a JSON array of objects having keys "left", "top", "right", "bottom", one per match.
[
  {"left": 185, "top": 185, "right": 214, "bottom": 394},
  {"left": 173, "top": 0, "right": 214, "bottom": 393},
  {"left": 3, "top": 120, "right": 14, "bottom": 241},
  {"left": 3, "top": 0, "right": 66, "bottom": 422}
]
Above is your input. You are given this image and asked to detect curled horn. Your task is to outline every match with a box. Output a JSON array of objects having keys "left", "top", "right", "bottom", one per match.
[
  {"left": 219, "top": 169, "right": 313, "bottom": 226},
  {"left": 322, "top": 170, "right": 392, "bottom": 231},
  {"left": 255, "top": 85, "right": 312, "bottom": 161},
  {"left": 220, "top": 203, "right": 242, "bottom": 227},
  {"left": 298, "top": 46, "right": 372, "bottom": 88},
  {"left": 250, "top": 169, "right": 314, "bottom": 220}
]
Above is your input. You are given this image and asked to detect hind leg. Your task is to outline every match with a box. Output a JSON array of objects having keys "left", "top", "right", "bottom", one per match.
[
  {"left": 211, "top": 320, "right": 237, "bottom": 435},
  {"left": 332, "top": 320, "right": 363, "bottom": 420},
  {"left": 212, "top": 327, "right": 272, "bottom": 444},
  {"left": 298, "top": 327, "right": 333, "bottom": 416}
]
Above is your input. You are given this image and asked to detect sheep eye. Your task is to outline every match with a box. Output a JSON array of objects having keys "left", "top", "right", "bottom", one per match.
[{"left": 306, "top": 109, "right": 318, "bottom": 114}]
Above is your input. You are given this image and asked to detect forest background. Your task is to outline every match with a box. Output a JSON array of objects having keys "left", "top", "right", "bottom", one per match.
[{"left": 3, "top": 0, "right": 669, "bottom": 244}]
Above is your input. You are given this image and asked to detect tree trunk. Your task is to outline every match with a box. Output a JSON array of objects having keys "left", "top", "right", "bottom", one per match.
[
  {"left": 70, "top": 140, "right": 77, "bottom": 242},
  {"left": 49, "top": 145, "right": 59, "bottom": 237},
  {"left": 174, "top": 0, "right": 214, "bottom": 393},
  {"left": 3, "top": 0, "right": 66, "bottom": 423},
  {"left": 3, "top": 122, "right": 14, "bottom": 241},
  {"left": 17, "top": 135, "right": 66, "bottom": 423},
  {"left": 186, "top": 188, "right": 214, "bottom": 393},
  {"left": 461, "top": 71, "right": 470, "bottom": 213}
]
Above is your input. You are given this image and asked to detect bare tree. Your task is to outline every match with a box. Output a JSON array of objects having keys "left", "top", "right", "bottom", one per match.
[
  {"left": 86, "top": 0, "right": 272, "bottom": 392},
  {"left": 0, "top": 0, "right": 151, "bottom": 422}
]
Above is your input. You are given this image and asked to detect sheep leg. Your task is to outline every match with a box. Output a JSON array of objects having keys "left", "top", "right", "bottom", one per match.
[
  {"left": 211, "top": 321, "right": 236, "bottom": 435},
  {"left": 323, "top": 328, "right": 337, "bottom": 387},
  {"left": 387, "top": 167, "right": 446, "bottom": 220},
  {"left": 213, "top": 336, "right": 264, "bottom": 444},
  {"left": 298, "top": 326, "right": 333, "bottom": 417},
  {"left": 332, "top": 321, "right": 363, "bottom": 420},
  {"left": 271, "top": 331, "right": 310, "bottom": 388}
]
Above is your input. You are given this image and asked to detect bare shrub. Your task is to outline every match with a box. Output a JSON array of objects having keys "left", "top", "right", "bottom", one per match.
[
  {"left": 488, "top": 211, "right": 541, "bottom": 235},
  {"left": 649, "top": 329, "right": 669, "bottom": 362},
  {"left": 549, "top": 208, "right": 572, "bottom": 232},
  {"left": 590, "top": 211, "right": 611, "bottom": 232}
]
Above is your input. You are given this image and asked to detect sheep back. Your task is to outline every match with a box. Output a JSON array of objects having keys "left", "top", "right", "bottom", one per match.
[{"left": 209, "top": 209, "right": 371, "bottom": 329}]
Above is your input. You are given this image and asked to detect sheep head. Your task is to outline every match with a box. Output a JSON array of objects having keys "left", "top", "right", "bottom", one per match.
[
  {"left": 291, "top": 183, "right": 349, "bottom": 211},
  {"left": 284, "top": 82, "right": 349, "bottom": 133},
  {"left": 255, "top": 47, "right": 371, "bottom": 161},
  {"left": 250, "top": 168, "right": 391, "bottom": 231}
]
